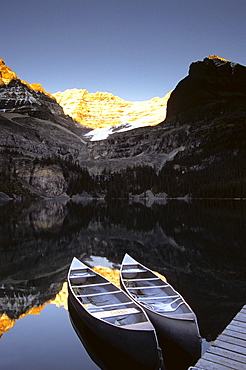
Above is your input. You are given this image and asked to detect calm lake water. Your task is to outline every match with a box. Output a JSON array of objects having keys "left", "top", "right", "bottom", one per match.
[{"left": 0, "top": 199, "right": 245, "bottom": 369}]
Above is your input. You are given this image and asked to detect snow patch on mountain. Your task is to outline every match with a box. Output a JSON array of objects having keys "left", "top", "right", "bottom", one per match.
[{"left": 84, "top": 116, "right": 164, "bottom": 141}]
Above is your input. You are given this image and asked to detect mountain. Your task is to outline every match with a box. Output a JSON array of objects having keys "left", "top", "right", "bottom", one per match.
[
  {"left": 54, "top": 88, "right": 171, "bottom": 140},
  {"left": 0, "top": 56, "right": 245, "bottom": 199}
]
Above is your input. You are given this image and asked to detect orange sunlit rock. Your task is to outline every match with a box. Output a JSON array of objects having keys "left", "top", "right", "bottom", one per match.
[
  {"left": 208, "top": 55, "right": 229, "bottom": 62},
  {"left": 49, "top": 282, "right": 68, "bottom": 310},
  {"left": 155, "top": 271, "right": 167, "bottom": 282},
  {"left": 0, "top": 59, "right": 55, "bottom": 99},
  {"left": 54, "top": 89, "right": 171, "bottom": 129},
  {"left": 93, "top": 266, "right": 121, "bottom": 288},
  {"left": 0, "top": 314, "right": 16, "bottom": 338}
]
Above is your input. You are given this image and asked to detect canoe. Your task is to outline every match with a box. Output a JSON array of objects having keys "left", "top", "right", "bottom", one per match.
[
  {"left": 120, "top": 254, "right": 202, "bottom": 357},
  {"left": 69, "top": 299, "right": 165, "bottom": 370},
  {"left": 67, "top": 257, "right": 164, "bottom": 369}
]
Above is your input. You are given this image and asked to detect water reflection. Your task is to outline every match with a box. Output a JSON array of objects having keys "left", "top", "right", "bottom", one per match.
[
  {"left": 0, "top": 199, "right": 246, "bottom": 368},
  {"left": 0, "top": 282, "right": 68, "bottom": 338}
]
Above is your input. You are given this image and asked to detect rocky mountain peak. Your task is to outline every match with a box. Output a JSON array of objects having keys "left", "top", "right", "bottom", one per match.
[
  {"left": 0, "top": 59, "right": 17, "bottom": 84},
  {"left": 207, "top": 55, "right": 230, "bottom": 61},
  {"left": 0, "top": 59, "right": 54, "bottom": 99},
  {"left": 0, "top": 59, "right": 68, "bottom": 121},
  {"left": 165, "top": 55, "right": 246, "bottom": 123}
]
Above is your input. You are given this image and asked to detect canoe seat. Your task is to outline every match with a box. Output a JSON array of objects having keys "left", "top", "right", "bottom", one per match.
[
  {"left": 87, "top": 301, "right": 134, "bottom": 310},
  {"left": 92, "top": 307, "right": 140, "bottom": 319}
]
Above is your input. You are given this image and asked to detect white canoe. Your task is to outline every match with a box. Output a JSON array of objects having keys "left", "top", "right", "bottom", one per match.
[
  {"left": 68, "top": 257, "right": 164, "bottom": 369},
  {"left": 120, "top": 254, "right": 202, "bottom": 357}
]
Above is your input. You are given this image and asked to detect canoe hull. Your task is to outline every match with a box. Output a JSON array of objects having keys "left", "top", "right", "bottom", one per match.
[
  {"left": 68, "top": 291, "right": 161, "bottom": 368},
  {"left": 142, "top": 305, "right": 201, "bottom": 356},
  {"left": 120, "top": 254, "right": 202, "bottom": 357},
  {"left": 69, "top": 299, "right": 161, "bottom": 370}
]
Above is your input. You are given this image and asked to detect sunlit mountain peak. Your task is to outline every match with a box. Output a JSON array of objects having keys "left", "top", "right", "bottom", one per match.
[{"left": 207, "top": 55, "right": 230, "bottom": 62}]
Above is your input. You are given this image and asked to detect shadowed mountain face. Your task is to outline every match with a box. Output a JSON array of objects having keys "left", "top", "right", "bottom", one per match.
[
  {"left": 0, "top": 56, "right": 246, "bottom": 199},
  {"left": 165, "top": 55, "right": 246, "bottom": 123}
]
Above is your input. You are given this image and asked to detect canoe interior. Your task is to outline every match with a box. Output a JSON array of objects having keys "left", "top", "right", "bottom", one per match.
[
  {"left": 69, "top": 265, "right": 149, "bottom": 327},
  {"left": 121, "top": 262, "right": 192, "bottom": 316}
]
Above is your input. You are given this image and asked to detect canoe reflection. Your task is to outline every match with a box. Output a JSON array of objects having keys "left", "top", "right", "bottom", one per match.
[{"left": 68, "top": 299, "right": 159, "bottom": 370}]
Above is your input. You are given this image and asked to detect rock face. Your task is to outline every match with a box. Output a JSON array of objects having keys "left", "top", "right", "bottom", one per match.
[
  {"left": 54, "top": 88, "right": 170, "bottom": 131},
  {"left": 23, "top": 165, "right": 67, "bottom": 197}
]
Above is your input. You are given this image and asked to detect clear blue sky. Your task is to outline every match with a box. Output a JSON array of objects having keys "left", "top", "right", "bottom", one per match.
[{"left": 2, "top": 0, "right": 245, "bottom": 101}]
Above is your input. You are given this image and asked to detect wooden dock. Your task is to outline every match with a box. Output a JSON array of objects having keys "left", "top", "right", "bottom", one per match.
[{"left": 189, "top": 304, "right": 246, "bottom": 369}]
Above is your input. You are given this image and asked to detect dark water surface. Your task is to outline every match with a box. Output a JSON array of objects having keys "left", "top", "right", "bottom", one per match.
[{"left": 0, "top": 199, "right": 245, "bottom": 369}]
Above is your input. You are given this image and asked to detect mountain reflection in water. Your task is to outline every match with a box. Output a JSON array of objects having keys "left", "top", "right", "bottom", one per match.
[{"left": 0, "top": 199, "right": 246, "bottom": 369}]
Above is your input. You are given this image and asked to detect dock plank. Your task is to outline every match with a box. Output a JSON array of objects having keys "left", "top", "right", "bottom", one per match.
[
  {"left": 212, "top": 339, "right": 246, "bottom": 355},
  {"left": 234, "top": 312, "right": 246, "bottom": 322},
  {"left": 223, "top": 328, "right": 246, "bottom": 341},
  {"left": 227, "top": 319, "right": 246, "bottom": 330},
  {"left": 206, "top": 344, "right": 246, "bottom": 363},
  {"left": 196, "top": 352, "right": 243, "bottom": 369},
  {"left": 195, "top": 357, "right": 237, "bottom": 369},
  {"left": 227, "top": 323, "right": 246, "bottom": 335},
  {"left": 190, "top": 304, "right": 246, "bottom": 369},
  {"left": 219, "top": 333, "right": 246, "bottom": 349}
]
